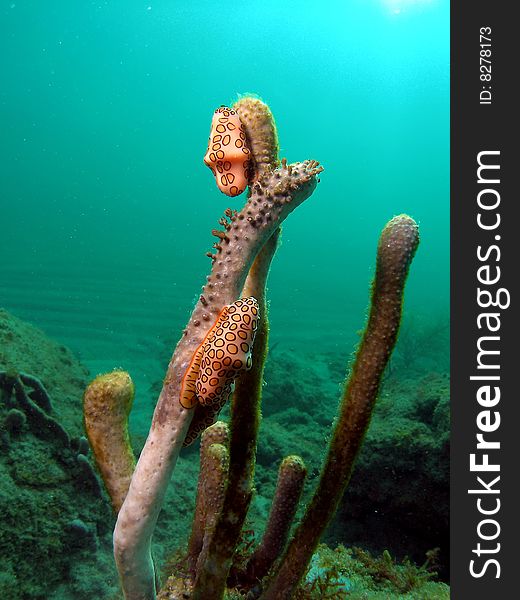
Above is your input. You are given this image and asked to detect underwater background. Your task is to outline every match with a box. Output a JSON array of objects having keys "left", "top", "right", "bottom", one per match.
[{"left": 1, "top": 1, "right": 449, "bottom": 598}]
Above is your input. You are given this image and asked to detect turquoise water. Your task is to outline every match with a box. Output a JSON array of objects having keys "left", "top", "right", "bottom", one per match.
[
  {"left": 0, "top": 1, "right": 449, "bottom": 597},
  {"left": 1, "top": 0, "right": 448, "bottom": 354}
]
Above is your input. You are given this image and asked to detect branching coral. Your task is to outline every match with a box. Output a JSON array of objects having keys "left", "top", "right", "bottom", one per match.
[
  {"left": 1, "top": 370, "right": 70, "bottom": 448},
  {"left": 105, "top": 96, "right": 322, "bottom": 600},
  {"left": 84, "top": 370, "right": 135, "bottom": 514},
  {"left": 262, "top": 215, "right": 419, "bottom": 600},
  {"left": 0, "top": 369, "right": 102, "bottom": 495},
  {"left": 83, "top": 95, "right": 420, "bottom": 600},
  {"left": 244, "top": 455, "right": 307, "bottom": 584}
]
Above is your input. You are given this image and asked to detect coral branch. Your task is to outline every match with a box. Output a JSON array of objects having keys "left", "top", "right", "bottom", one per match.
[
  {"left": 0, "top": 370, "right": 103, "bottom": 496},
  {"left": 234, "top": 96, "right": 280, "bottom": 179},
  {"left": 158, "top": 426, "right": 230, "bottom": 599},
  {"left": 194, "top": 442, "right": 230, "bottom": 573},
  {"left": 261, "top": 214, "right": 420, "bottom": 600},
  {"left": 186, "top": 421, "right": 230, "bottom": 571},
  {"left": 113, "top": 106, "right": 322, "bottom": 598},
  {"left": 191, "top": 227, "right": 280, "bottom": 599},
  {"left": 246, "top": 455, "right": 307, "bottom": 583},
  {"left": 83, "top": 370, "right": 136, "bottom": 514},
  {"left": 0, "top": 370, "right": 70, "bottom": 447},
  {"left": 18, "top": 372, "right": 53, "bottom": 413}
]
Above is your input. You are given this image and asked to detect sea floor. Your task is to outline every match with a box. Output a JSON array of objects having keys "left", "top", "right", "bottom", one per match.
[{"left": 0, "top": 259, "right": 449, "bottom": 598}]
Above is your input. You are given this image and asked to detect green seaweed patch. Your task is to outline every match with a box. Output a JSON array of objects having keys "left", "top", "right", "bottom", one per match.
[
  {"left": 8, "top": 440, "right": 69, "bottom": 486},
  {"left": 293, "top": 544, "right": 449, "bottom": 600}
]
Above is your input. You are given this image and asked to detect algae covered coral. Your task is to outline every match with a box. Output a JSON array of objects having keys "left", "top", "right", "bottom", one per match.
[
  {"left": 0, "top": 94, "right": 448, "bottom": 599},
  {"left": 75, "top": 95, "right": 441, "bottom": 600},
  {"left": 0, "top": 302, "right": 449, "bottom": 599},
  {"left": 0, "top": 1, "right": 450, "bottom": 597},
  {"left": 0, "top": 310, "right": 117, "bottom": 599}
]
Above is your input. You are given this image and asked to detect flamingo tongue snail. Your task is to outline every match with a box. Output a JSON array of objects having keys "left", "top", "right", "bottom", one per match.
[
  {"left": 203, "top": 106, "right": 254, "bottom": 196},
  {"left": 180, "top": 297, "right": 260, "bottom": 446}
]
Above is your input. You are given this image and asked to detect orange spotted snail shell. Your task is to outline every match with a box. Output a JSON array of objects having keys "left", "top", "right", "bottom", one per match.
[
  {"left": 180, "top": 297, "right": 259, "bottom": 411},
  {"left": 203, "top": 106, "right": 254, "bottom": 196}
]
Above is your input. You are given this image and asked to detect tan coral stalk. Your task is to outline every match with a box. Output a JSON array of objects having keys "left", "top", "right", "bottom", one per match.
[
  {"left": 83, "top": 370, "right": 135, "bottom": 514},
  {"left": 187, "top": 421, "right": 230, "bottom": 571},
  {"left": 246, "top": 455, "right": 307, "bottom": 582},
  {"left": 261, "top": 215, "right": 420, "bottom": 600},
  {"left": 234, "top": 96, "right": 280, "bottom": 179},
  {"left": 157, "top": 438, "right": 229, "bottom": 600},
  {"left": 191, "top": 227, "right": 280, "bottom": 599},
  {"left": 114, "top": 107, "right": 323, "bottom": 598},
  {"left": 194, "top": 443, "right": 230, "bottom": 573}
]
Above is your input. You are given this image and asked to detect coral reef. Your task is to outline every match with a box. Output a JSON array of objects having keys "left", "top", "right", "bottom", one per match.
[
  {"left": 0, "top": 308, "right": 89, "bottom": 436},
  {"left": 0, "top": 305, "right": 448, "bottom": 599},
  {"left": 77, "top": 95, "right": 442, "bottom": 600},
  {"left": 253, "top": 351, "right": 449, "bottom": 577},
  {"left": 261, "top": 215, "right": 419, "bottom": 600},
  {"left": 188, "top": 230, "right": 279, "bottom": 600},
  {"left": 335, "top": 372, "right": 450, "bottom": 572},
  {"left": 296, "top": 544, "right": 449, "bottom": 600},
  {"left": 0, "top": 311, "right": 117, "bottom": 599},
  {"left": 1, "top": 371, "right": 70, "bottom": 448},
  {"left": 109, "top": 96, "right": 323, "bottom": 600}
]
